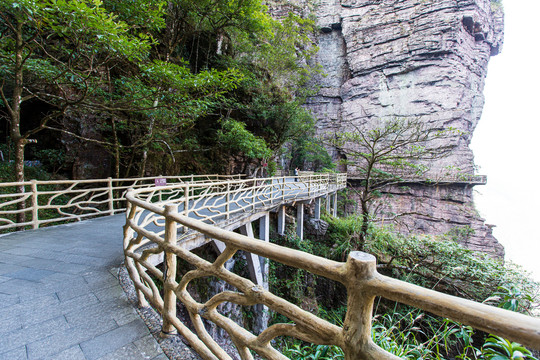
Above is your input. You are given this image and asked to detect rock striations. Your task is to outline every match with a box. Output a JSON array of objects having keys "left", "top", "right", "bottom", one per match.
[{"left": 272, "top": 0, "right": 505, "bottom": 257}]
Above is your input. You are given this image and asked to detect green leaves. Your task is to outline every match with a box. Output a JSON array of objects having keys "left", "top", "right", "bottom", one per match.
[
  {"left": 482, "top": 335, "right": 538, "bottom": 360},
  {"left": 217, "top": 119, "right": 272, "bottom": 159},
  {"left": 1, "top": 0, "right": 321, "bottom": 177},
  {"left": 491, "top": 284, "right": 535, "bottom": 314}
]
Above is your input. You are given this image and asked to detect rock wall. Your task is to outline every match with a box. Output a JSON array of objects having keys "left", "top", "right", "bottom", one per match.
[
  {"left": 273, "top": 0, "right": 505, "bottom": 256},
  {"left": 348, "top": 180, "right": 504, "bottom": 257}
]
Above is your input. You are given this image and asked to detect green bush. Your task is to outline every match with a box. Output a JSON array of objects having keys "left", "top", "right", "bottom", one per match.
[{"left": 274, "top": 214, "right": 539, "bottom": 358}]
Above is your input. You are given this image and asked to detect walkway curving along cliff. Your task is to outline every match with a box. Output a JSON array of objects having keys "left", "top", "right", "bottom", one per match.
[
  {"left": 124, "top": 174, "right": 540, "bottom": 359},
  {"left": 3, "top": 172, "right": 539, "bottom": 359},
  {"left": 0, "top": 173, "right": 344, "bottom": 359}
]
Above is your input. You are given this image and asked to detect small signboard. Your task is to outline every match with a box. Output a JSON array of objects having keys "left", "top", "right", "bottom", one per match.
[{"left": 154, "top": 178, "right": 167, "bottom": 187}]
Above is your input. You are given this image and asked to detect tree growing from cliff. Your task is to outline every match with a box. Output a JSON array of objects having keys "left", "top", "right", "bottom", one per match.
[{"left": 326, "top": 118, "right": 459, "bottom": 249}]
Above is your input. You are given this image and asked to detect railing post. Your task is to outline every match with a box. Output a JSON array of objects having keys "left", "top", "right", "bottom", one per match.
[
  {"left": 157, "top": 175, "right": 163, "bottom": 203},
  {"left": 342, "top": 252, "right": 399, "bottom": 359},
  {"left": 31, "top": 180, "right": 38, "bottom": 229},
  {"left": 282, "top": 177, "right": 285, "bottom": 202},
  {"left": 162, "top": 204, "right": 178, "bottom": 336},
  {"left": 184, "top": 184, "right": 190, "bottom": 216},
  {"left": 226, "top": 182, "right": 230, "bottom": 220},
  {"left": 107, "top": 177, "right": 114, "bottom": 215},
  {"left": 252, "top": 181, "right": 256, "bottom": 210}
]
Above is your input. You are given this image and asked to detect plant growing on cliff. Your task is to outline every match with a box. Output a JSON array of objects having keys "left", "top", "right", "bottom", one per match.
[
  {"left": 280, "top": 216, "right": 539, "bottom": 358},
  {"left": 321, "top": 214, "right": 539, "bottom": 305},
  {"left": 326, "top": 118, "right": 459, "bottom": 249}
]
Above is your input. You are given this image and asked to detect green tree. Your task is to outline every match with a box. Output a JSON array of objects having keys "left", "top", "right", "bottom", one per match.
[
  {"left": 174, "top": 3, "right": 320, "bottom": 175},
  {"left": 1, "top": 0, "right": 321, "bottom": 185},
  {"left": 0, "top": 0, "right": 153, "bottom": 223},
  {"left": 0, "top": 0, "right": 244, "bottom": 177},
  {"left": 326, "top": 118, "right": 458, "bottom": 249},
  {"left": 289, "top": 135, "right": 334, "bottom": 172},
  {"left": 217, "top": 118, "right": 272, "bottom": 169}
]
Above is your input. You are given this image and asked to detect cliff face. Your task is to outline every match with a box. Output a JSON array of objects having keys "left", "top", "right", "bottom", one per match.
[{"left": 277, "top": 0, "right": 505, "bottom": 256}]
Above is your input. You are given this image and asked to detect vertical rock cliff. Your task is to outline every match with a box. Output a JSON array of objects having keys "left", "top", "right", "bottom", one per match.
[{"left": 273, "top": 0, "right": 505, "bottom": 256}]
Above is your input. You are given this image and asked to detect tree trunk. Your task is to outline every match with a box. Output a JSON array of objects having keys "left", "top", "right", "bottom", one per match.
[
  {"left": 110, "top": 118, "right": 120, "bottom": 179},
  {"left": 14, "top": 138, "right": 26, "bottom": 225},
  {"left": 138, "top": 99, "right": 159, "bottom": 177},
  {"left": 11, "top": 20, "right": 26, "bottom": 226},
  {"left": 358, "top": 197, "right": 370, "bottom": 251}
]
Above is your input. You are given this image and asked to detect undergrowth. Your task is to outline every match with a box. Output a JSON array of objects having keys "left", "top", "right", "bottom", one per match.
[{"left": 272, "top": 212, "right": 539, "bottom": 359}]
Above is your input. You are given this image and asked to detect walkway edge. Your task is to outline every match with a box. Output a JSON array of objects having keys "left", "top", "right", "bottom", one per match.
[{"left": 118, "top": 265, "right": 201, "bottom": 360}]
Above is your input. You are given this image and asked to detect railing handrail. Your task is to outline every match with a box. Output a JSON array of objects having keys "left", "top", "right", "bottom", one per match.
[
  {"left": 0, "top": 174, "right": 245, "bottom": 231},
  {"left": 127, "top": 174, "right": 340, "bottom": 228},
  {"left": 347, "top": 173, "right": 488, "bottom": 185},
  {"left": 123, "top": 174, "right": 540, "bottom": 359}
]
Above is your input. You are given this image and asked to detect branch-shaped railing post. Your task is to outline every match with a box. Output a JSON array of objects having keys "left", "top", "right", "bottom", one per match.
[
  {"left": 157, "top": 175, "right": 163, "bottom": 203},
  {"left": 107, "top": 177, "right": 114, "bottom": 215},
  {"left": 342, "top": 252, "right": 400, "bottom": 360},
  {"left": 226, "top": 182, "right": 230, "bottom": 220},
  {"left": 162, "top": 204, "right": 178, "bottom": 336},
  {"left": 31, "top": 180, "right": 38, "bottom": 229},
  {"left": 182, "top": 184, "right": 190, "bottom": 233},
  {"left": 282, "top": 177, "right": 285, "bottom": 202},
  {"left": 184, "top": 184, "right": 190, "bottom": 216},
  {"left": 269, "top": 178, "right": 273, "bottom": 204},
  {"left": 252, "top": 181, "right": 256, "bottom": 210}
]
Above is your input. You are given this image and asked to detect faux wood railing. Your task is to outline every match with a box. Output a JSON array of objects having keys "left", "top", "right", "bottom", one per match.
[
  {"left": 123, "top": 175, "right": 540, "bottom": 359},
  {"left": 348, "top": 172, "right": 488, "bottom": 185},
  {"left": 0, "top": 174, "right": 242, "bottom": 231}
]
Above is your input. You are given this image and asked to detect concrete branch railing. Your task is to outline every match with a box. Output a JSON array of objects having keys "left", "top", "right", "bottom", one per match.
[
  {"left": 0, "top": 174, "right": 243, "bottom": 231},
  {"left": 348, "top": 172, "right": 488, "bottom": 185},
  {"left": 123, "top": 174, "right": 540, "bottom": 359}
]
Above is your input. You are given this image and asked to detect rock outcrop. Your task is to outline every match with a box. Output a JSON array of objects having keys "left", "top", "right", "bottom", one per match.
[{"left": 273, "top": 0, "right": 505, "bottom": 256}]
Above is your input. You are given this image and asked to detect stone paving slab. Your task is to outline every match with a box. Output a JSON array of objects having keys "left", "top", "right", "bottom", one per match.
[{"left": 0, "top": 215, "right": 167, "bottom": 360}]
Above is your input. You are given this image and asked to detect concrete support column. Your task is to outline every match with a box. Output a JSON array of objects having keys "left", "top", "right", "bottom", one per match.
[
  {"left": 314, "top": 197, "right": 321, "bottom": 220},
  {"left": 277, "top": 205, "right": 286, "bottom": 236},
  {"left": 239, "top": 224, "right": 264, "bottom": 287},
  {"left": 240, "top": 217, "right": 270, "bottom": 334},
  {"left": 259, "top": 213, "right": 269, "bottom": 243},
  {"left": 332, "top": 192, "right": 338, "bottom": 217},
  {"left": 296, "top": 202, "right": 304, "bottom": 240},
  {"left": 213, "top": 239, "right": 226, "bottom": 254},
  {"left": 326, "top": 194, "right": 331, "bottom": 213},
  {"left": 257, "top": 214, "right": 270, "bottom": 334},
  {"left": 258, "top": 213, "right": 270, "bottom": 289}
]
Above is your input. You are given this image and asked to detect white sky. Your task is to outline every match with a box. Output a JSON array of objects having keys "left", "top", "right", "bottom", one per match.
[{"left": 470, "top": 0, "right": 540, "bottom": 281}]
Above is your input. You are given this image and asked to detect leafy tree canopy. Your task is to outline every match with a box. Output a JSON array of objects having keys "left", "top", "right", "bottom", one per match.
[{"left": 1, "top": 0, "right": 320, "bottom": 181}]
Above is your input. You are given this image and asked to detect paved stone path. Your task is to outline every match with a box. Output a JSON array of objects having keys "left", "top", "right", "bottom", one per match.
[{"left": 0, "top": 215, "right": 167, "bottom": 360}]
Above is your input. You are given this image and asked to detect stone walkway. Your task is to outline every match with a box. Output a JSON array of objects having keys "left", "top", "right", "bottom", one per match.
[{"left": 0, "top": 215, "right": 167, "bottom": 360}]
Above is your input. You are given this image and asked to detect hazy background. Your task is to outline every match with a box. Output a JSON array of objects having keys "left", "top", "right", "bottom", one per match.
[{"left": 471, "top": 0, "right": 540, "bottom": 281}]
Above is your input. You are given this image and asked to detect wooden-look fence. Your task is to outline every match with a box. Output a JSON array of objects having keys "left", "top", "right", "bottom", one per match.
[
  {"left": 0, "top": 174, "right": 243, "bottom": 231},
  {"left": 123, "top": 174, "right": 540, "bottom": 360}
]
